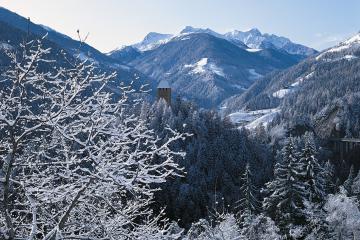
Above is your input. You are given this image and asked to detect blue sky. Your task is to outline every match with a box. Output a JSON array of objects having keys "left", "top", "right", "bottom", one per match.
[{"left": 1, "top": 0, "right": 359, "bottom": 52}]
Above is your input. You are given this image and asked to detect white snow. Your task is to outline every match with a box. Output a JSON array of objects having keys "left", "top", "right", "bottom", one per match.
[
  {"left": 343, "top": 33, "right": 360, "bottom": 45},
  {"left": 228, "top": 108, "right": 280, "bottom": 130},
  {"left": 290, "top": 80, "right": 301, "bottom": 87},
  {"left": 0, "top": 42, "right": 13, "bottom": 51},
  {"left": 229, "top": 111, "right": 259, "bottom": 123},
  {"left": 180, "top": 37, "right": 191, "bottom": 41},
  {"left": 343, "top": 55, "right": 358, "bottom": 60},
  {"left": 316, "top": 33, "right": 360, "bottom": 61},
  {"left": 248, "top": 69, "right": 263, "bottom": 80},
  {"left": 327, "top": 45, "right": 351, "bottom": 53},
  {"left": 246, "top": 48, "right": 262, "bottom": 52},
  {"left": 231, "top": 84, "right": 246, "bottom": 90},
  {"left": 272, "top": 88, "right": 294, "bottom": 98},
  {"left": 245, "top": 108, "right": 280, "bottom": 129},
  {"left": 184, "top": 58, "right": 208, "bottom": 74},
  {"left": 184, "top": 58, "right": 225, "bottom": 77},
  {"left": 290, "top": 71, "right": 314, "bottom": 87},
  {"left": 273, "top": 71, "right": 314, "bottom": 98},
  {"left": 76, "top": 52, "right": 99, "bottom": 65},
  {"left": 137, "top": 38, "right": 172, "bottom": 51}
]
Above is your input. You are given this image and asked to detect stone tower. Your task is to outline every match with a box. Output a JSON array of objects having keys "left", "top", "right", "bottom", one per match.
[{"left": 157, "top": 80, "right": 171, "bottom": 105}]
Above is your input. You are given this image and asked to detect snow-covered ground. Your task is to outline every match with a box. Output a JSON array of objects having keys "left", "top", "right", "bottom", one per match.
[
  {"left": 245, "top": 109, "right": 280, "bottom": 129},
  {"left": 272, "top": 71, "right": 314, "bottom": 98},
  {"left": 272, "top": 88, "right": 294, "bottom": 98},
  {"left": 184, "top": 58, "right": 225, "bottom": 77},
  {"left": 228, "top": 108, "right": 280, "bottom": 129},
  {"left": 248, "top": 69, "right": 263, "bottom": 80},
  {"left": 0, "top": 42, "right": 13, "bottom": 51},
  {"left": 246, "top": 48, "right": 262, "bottom": 52}
]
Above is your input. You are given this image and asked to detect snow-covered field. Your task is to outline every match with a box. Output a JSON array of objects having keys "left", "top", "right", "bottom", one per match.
[{"left": 228, "top": 108, "right": 280, "bottom": 129}]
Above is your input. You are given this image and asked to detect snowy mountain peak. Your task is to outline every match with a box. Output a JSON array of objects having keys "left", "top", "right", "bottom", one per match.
[
  {"left": 132, "top": 32, "right": 173, "bottom": 51},
  {"left": 343, "top": 32, "right": 360, "bottom": 45},
  {"left": 224, "top": 28, "right": 316, "bottom": 56},
  {"left": 113, "top": 26, "right": 317, "bottom": 57},
  {"left": 180, "top": 26, "right": 199, "bottom": 34},
  {"left": 180, "top": 26, "right": 222, "bottom": 38},
  {"left": 142, "top": 32, "right": 172, "bottom": 42},
  {"left": 316, "top": 32, "right": 360, "bottom": 61},
  {"left": 245, "top": 28, "right": 262, "bottom": 35}
]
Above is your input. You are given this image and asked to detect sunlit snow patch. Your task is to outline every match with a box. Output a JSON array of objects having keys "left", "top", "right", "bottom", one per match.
[
  {"left": 273, "top": 71, "right": 314, "bottom": 98},
  {"left": 272, "top": 88, "right": 294, "bottom": 98},
  {"left": 184, "top": 58, "right": 225, "bottom": 77},
  {"left": 246, "top": 48, "right": 262, "bottom": 52},
  {"left": 245, "top": 108, "right": 281, "bottom": 129},
  {"left": 229, "top": 108, "right": 280, "bottom": 130}
]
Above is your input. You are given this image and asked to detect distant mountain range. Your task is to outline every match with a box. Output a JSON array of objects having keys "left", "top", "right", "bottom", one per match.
[
  {"left": 111, "top": 26, "right": 317, "bottom": 57},
  {"left": 109, "top": 26, "right": 317, "bottom": 107}
]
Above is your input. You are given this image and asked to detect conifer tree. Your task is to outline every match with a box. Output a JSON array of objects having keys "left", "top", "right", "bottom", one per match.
[
  {"left": 344, "top": 165, "right": 357, "bottom": 195},
  {"left": 351, "top": 170, "right": 360, "bottom": 201},
  {"left": 238, "top": 162, "right": 261, "bottom": 237},
  {"left": 323, "top": 160, "right": 337, "bottom": 194},
  {"left": 239, "top": 163, "right": 261, "bottom": 215},
  {"left": 263, "top": 137, "right": 308, "bottom": 236},
  {"left": 299, "top": 132, "right": 326, "bottom": 202}
]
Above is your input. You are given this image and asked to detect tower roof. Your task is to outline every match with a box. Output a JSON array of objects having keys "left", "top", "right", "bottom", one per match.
[{"left": 157, "top": 80, "right": 170, "bottom": 88}]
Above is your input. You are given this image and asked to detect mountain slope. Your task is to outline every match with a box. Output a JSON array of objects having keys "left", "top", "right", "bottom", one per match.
[
  {"left": 0, "top": 7, "right": 118, "bottom": 66},
  {"left": 129, "top": 33, "right": 301, "bottom": 108},
  {"left": 0, "top": 7, "right": 156, "bottom": 97},
  {"left": 225, "top": 33, "right": 360, "bottom": 138}
]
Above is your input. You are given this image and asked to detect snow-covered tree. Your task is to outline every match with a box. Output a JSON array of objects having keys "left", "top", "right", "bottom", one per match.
[
  {"left": 263, "top": 137, "right": 308, "bottom": 237},
  {"left": 324, "top": 187, "right": 360, "bottom": 239},
  {"left": 0, "top": 39, "right": 185, "bottom": 239},
  {"left": 343, "top": 165, "right": 357, "bottom": 195},
  {"left": 351, "top": 170, "right": 360, "bottom": 200},
  {"left": 299, "top": 132, "right": 326, "bottom": 202},
  {"left": 185, "top": 213, "right": 241, "bottom": 240},
  {"left": 303, "top": 200, "right": 331, "bottom": 240},
  {"left": 239, "top": 214, "right": 282, "bottom": 240},
  {"left": 237, "top": 162, "right": 261, "bottom": 235},
  {"left": 323, "top": 160, "right": 337, "bottom": 194}
]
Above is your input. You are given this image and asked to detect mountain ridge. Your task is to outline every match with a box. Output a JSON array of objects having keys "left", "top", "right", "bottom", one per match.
[{"left": 110, "top": 26, "right": 318, "bottom": 58}]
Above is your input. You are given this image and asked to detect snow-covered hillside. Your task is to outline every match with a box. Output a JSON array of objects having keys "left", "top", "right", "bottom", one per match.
[{"left": 229, "top": 108, "right": 280, "bottom": 129}]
